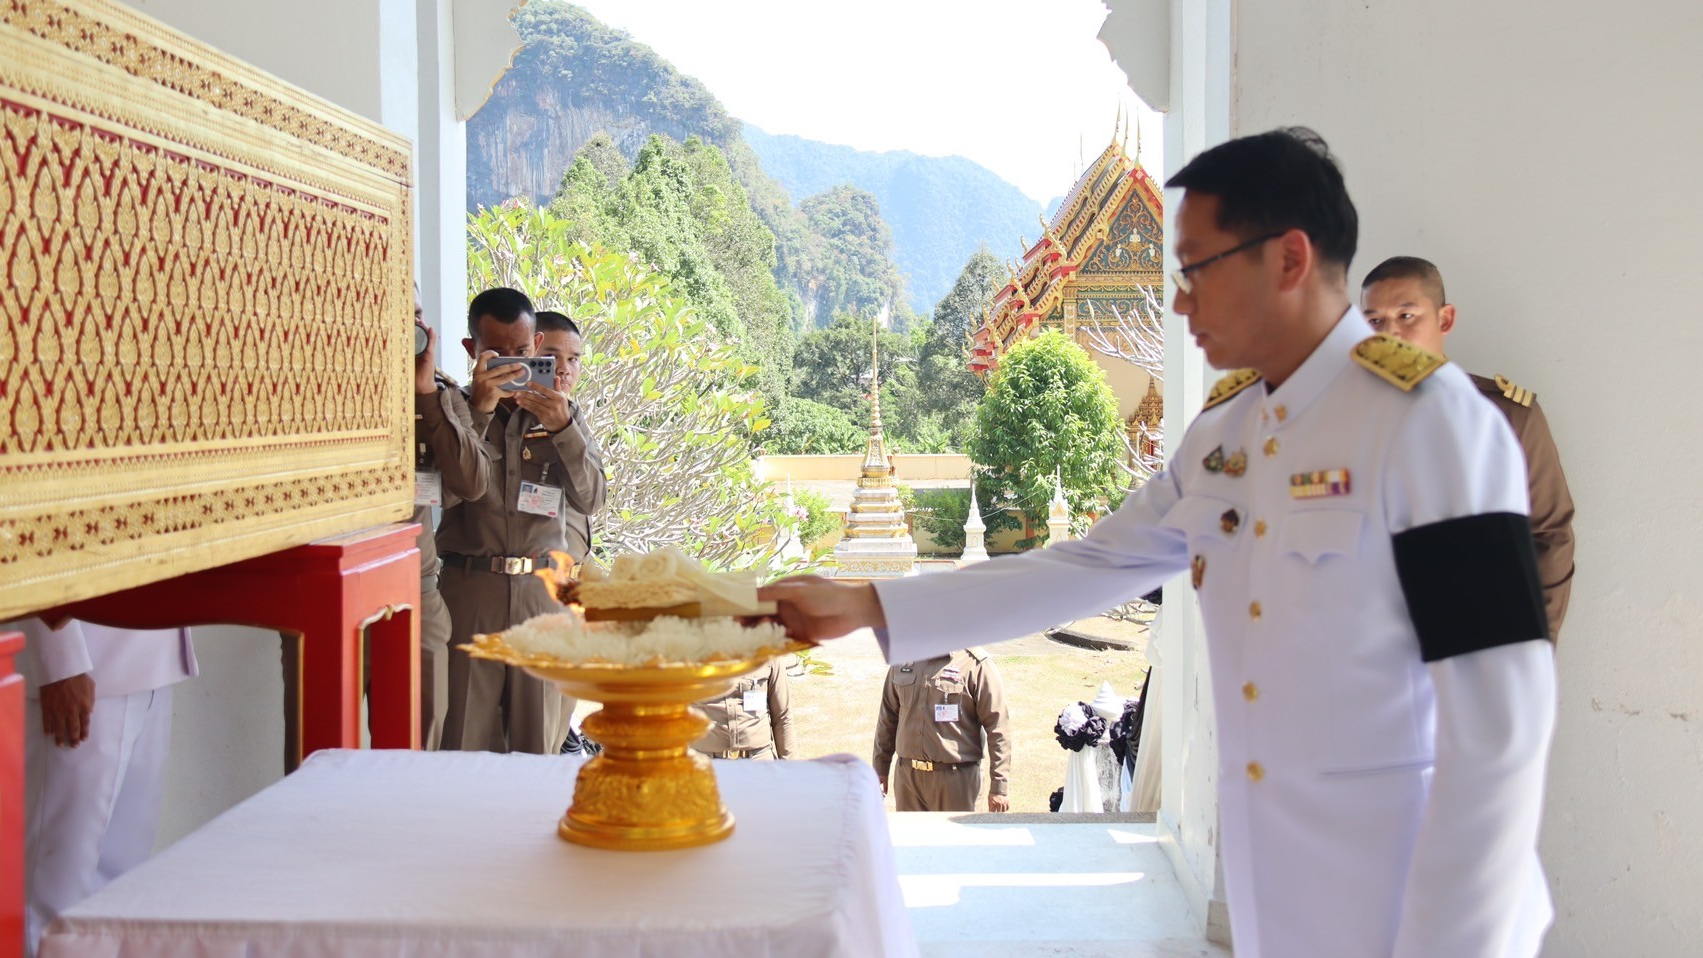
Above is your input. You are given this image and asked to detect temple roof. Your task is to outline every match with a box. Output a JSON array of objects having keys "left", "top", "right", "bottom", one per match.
[{"left": 969, "top": 134, "right": 1164, "bottom": 376}]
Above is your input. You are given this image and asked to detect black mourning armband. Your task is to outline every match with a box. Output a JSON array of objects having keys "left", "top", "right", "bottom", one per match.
[{"left": 1392, "top": 512, "right": 1549, "bottom": 662}]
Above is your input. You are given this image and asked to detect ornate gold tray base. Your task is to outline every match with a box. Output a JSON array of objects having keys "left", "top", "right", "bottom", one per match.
[
  {"left": 462, "top": 633, "right": 805, "bottom": 851},
  {"left": 561, "top": 702, "right": 732, "bottom": 850}
]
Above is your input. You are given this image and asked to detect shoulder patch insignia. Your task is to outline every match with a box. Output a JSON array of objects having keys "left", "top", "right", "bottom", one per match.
[
  {"left": 1493, "top": 374, "right": 1535, "bottom": 407},
  {"left": 965, "top": 647, "right": 989, "bottom": 663},
  {"left": 1202, "top": 368, "right": 1262, "bottom": 411},
  {"left": 1351, "top": 335, "right": 1447, "bottom": 391}
]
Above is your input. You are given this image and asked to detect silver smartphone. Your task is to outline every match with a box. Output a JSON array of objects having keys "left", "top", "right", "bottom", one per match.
[{"left": 489, "top": 355, "right": 556, "bottom": 391}]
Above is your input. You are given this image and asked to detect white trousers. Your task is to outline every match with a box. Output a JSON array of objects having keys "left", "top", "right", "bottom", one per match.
[{"left": 24, "top": 687, "right": 174, "bottom": 957}]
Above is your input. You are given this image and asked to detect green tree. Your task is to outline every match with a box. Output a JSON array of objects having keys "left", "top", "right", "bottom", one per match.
[
  {"left": 467, "top": 203, "right": 795, "bottom": 572},
  {"left": 762, "top": 397, "right": 866, "bottom": 455},
  {"left": 791, "top": 312, "right": 914, "bottom": 413},
  {"left": 798, "top": 186, "right": 904, "bottom": 326},
  {"left": 793, "top": 488, "right": 841, "bottom": 553},
  {"left": 915, "top": 248, "right": 1001, "bottom": 448},
  {"left": 968, "top": 331, "right": 1127, "bottom": 549},
  {"left": 548, "top": 133, "right": 793, "bottom": 405}
]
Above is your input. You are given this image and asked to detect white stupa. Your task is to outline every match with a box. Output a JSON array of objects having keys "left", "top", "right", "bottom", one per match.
[
  {"left": 1046, "top": 468, "right": 1072, "bottom": 545},
  {"left": 960, "top": 478, "right": 990, "bottom": 563},
  {"left": 832, "top": 318, "right": 918, "bottom": 578}
]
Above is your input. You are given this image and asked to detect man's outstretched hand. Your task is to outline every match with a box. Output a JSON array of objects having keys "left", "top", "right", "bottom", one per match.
[{"left": 757, "top": 576, "right": 887, "bottom": 644}]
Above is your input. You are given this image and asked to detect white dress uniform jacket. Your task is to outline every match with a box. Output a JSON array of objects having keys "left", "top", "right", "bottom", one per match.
[{"left": 875, "top": 308, "right": 1556, "bottom": 958}]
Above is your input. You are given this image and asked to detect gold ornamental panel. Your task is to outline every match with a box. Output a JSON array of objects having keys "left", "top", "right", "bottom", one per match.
[{"left": 0, "top": 0, "right": 414, "bottom": 619}]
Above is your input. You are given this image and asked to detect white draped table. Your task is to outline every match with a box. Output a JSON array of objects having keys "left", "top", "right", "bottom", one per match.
[{"left": 42, "top": 749, "right": 917, "bottom": 958}]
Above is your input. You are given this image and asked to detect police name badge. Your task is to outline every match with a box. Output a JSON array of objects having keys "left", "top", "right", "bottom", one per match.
[
  {"left": 414, "top": 470, "right": 443, "bottom": 507},
  {"left": 518, "top": 481, "right": 563, "bottom": 518},
  {"left": 742, "top": 689, "right": 767, "bottom": 713},
  {"left": 934, "top": 703, "right": 960, "bottom": 722}
]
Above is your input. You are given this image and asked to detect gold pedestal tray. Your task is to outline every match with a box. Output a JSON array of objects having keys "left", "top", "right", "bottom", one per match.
[{"left": 462, "top": 633, "right": 805, "bottom": 851}]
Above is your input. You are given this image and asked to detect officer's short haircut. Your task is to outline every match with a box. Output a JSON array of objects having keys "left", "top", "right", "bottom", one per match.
[
  {"left": 467, "top": 287, "right": 535, "bottom": 331},
  {"left": 1362, "top": 256, "right": 1447, "bottom": 309},
  {"left": 1165, "top": 127, "right": 1359, "bottom": 273},
  {"left": 536, "top": 310, "right": 582, "bottom": 337}
]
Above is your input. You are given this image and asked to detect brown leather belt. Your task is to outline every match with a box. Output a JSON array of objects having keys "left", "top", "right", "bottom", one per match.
[
  {"left": 905, "top": 758, "right": 978, "bottom": 772},
  {"left": 442, "top": 554, "right": 556, "bottom": 576}
]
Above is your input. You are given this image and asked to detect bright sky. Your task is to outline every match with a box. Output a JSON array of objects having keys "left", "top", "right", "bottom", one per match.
[{"left": 569, "top": 0, "right": 1163, "bottom": 204}]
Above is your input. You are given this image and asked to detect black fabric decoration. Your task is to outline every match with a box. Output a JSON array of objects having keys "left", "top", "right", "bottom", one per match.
[
  {"left": 1054, "top": 702, "right": 1107, "bottom": 752},
  {"left": 1049, "top": 787, "right": 1064, "bottom": 813},
  {"left": 1109, "top": 698, "right": 1142, "bottom": 765},
  {"left": 1392, "top": 512, "right": 1549, "bottom": 662}
]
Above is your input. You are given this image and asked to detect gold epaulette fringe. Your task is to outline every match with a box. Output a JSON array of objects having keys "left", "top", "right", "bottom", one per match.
[
  {"left": 1202, "top": 369, "right": 1262, "bottom": 411},
  {"left": 1351, "top": 335, "right": 1447, "bottom": 392},
  {"left": 1494, "top": 374, "right": 1535, "bottom": 407}
]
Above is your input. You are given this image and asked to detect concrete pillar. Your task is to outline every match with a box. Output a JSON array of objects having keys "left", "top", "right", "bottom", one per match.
[{"left": 1101, "top": 0, "right": 1234, "bottom": 943}]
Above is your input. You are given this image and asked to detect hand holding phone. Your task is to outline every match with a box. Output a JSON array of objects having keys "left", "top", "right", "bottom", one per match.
[{"left": 488, "top": 355, "right": 556, "bottom": 392}]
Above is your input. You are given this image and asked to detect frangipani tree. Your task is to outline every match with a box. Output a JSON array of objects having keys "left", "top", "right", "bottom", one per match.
[{"left": 468, "top": 203, "right": 801, "bottom": 572}]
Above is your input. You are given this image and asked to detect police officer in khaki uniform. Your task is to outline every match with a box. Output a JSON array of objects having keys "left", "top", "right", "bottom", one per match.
[
  {"left": 440, "top": 291, "right": 606, "bottom": 754},
  {"left": 693, "top": 659, "right": 793, "bottom": 760},
  {"left": 873, "top": 648, "right": 1011, "bottom": 812},
  {"left": 1362, "top": 256, "right": 1576, "bottom": 638},
  {"left": 279, "top": 289, "right": 486, "bottom": 769}
]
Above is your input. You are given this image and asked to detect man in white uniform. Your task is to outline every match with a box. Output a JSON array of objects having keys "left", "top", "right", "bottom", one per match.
[
  {"left": 762, "top": 128, "right": 1556, "bottom": 958},
  {"left": 4, "top": 618, "right": 197, "bottom": 956}
]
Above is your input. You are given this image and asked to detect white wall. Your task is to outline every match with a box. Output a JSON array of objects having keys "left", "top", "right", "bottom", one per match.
[
  {"left": 1232, "top": 6, "right": 1703, "bottom": 954},
  {"left": 129, "top": 0, "right": 387, "bottom": 122},
  {"left": 1109, "top": 0, "right": 1703, "bottom": 952}
]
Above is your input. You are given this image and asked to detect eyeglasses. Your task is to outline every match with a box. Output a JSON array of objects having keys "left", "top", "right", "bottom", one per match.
[{"left": 1170, "top": 231, "right": 1285, "bottom": 295}]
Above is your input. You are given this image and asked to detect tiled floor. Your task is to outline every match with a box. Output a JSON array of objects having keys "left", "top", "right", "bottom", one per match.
[{"left": 889, "top": 814, "right": 1232, "bottom": 957}]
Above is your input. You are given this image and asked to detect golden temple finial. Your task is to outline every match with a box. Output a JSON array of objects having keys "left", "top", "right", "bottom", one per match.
[{"left": 1133, "top": 112, "right": 1143, "bottom": 164}]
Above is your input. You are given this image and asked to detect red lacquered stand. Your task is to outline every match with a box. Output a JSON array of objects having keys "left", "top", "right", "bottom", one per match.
[
  {"left": 0, "top": 632, "right": 22, "bottom": 958},
  {"left": 45, "top": 523, "right": 422, "bottom": 764}
]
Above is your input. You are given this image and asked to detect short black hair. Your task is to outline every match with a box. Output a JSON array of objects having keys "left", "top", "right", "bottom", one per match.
[
  {"left": 467, "top": 287, "right": 535, "bottom": 331},
  {"left": 1362, "top": 256, "right": 1447, "bottom": 307},
  {"left": 1165, "top": 127, "right": 1358, "bottom": 272},
  {"left": 535, "top": 310, "right": 582, "bottom": 337}
]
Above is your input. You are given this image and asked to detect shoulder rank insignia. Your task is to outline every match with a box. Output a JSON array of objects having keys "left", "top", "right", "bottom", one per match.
[
  {"left": 1202, "top": 368, "right": 1262, "bottom": 410},
  {"left": 1493, "top": 374, "right": 1535, "bottom": 407},
  {"left": 1351, "top": 335, "right": 1447, "bottom": 391}
]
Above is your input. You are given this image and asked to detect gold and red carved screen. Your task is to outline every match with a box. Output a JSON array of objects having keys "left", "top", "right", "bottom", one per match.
[{"left": 0, "top": 0, "right": 415, "bottom": 620}]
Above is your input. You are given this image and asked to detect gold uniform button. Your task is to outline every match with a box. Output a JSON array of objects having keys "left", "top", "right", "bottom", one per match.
[
  {"left": 1263, "top": 437, "right": 1279, "bottom": 457},
  {"left": 1249, "top": 601, "right": 1262, "bottom": 620},
  {"left": 1242, "top": 682, "right": 1259, "bottom": 702},
  {"left": 1254, "top": 519, "right": 1267, "bottom": 538},
  {"left": 1247, "top": 761, "right": 1265, "bottom": 782},
  {"left": 1274, "top": 405, "right": 1288, "bottom": 422}
]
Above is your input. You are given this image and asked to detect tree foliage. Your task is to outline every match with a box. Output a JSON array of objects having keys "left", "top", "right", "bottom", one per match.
[
  {"left": 968, "top": 331, "right": 1128, "bottom": 548},
  {"left": 797, "top": 186, "right": 904, "bottom": 327},
  {"left": 914, "top": 248, "right": 1001, "bottom": 448},
  {"left": 467, "top": 203, "right": 795, "bottom": 572},
  {"left": 761, "top": 397, "right": 866, "bottom": 455},
  {"left": 548, "top": 133, "right": 793, "bottom": 404}
]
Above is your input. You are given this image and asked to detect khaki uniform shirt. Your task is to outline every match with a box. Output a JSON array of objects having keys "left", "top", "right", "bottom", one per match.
[
  {"left": 694, "top": 660, "right": 793, "bottom": 757},
  {"left": 873, "top": 648, "right": 1011, "bottom": 797},
  {"left": 1472, "top": 375, "right": 1576, "bottom": 639},
  {"left": 437, "top": 394, "right": 607, "bottom": 565},
  {"left": 414, "top": 379, "right": 489, "bottom": 578}
]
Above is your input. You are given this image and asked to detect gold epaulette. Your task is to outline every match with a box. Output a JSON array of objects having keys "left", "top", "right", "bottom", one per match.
[
  {"left": 1493, "top": 374, "right": 1535, "bottom": 407},
  {"left": 1351, "top": 335, "right": 1447, "bottom": 391},
  {"left": 1202, "top": 369, "right": 1262, "bottom": 411}
]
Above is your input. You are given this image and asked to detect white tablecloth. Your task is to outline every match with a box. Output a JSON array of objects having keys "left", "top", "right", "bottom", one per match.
[{"left": 43, "top": 749, "right": 916, "bottom": 958}]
